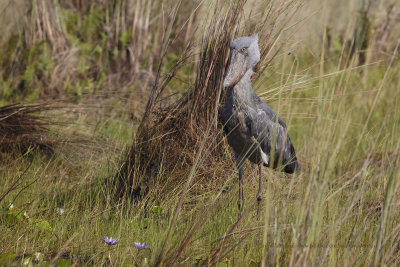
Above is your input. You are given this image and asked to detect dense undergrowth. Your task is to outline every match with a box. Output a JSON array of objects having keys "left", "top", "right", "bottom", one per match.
[{"left": 1, "top": 0, "right": 400, "bottom": 266}]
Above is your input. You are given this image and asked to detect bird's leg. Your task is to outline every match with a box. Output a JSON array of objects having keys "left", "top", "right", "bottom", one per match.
[
  {"left": 257, "top": 162, "right": 263, "bottom": 218},
  {"left": 235, "top": 153, "right": 244, "bottom": 212}
]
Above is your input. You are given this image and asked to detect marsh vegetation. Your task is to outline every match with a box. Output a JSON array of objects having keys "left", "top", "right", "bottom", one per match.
[{"left": 1, "top": 0, "right": 400, "bottom": 266}]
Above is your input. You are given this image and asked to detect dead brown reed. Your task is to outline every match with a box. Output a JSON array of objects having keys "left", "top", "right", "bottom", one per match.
[
  {"left": 0, "top": 103, "right": 57, "bottom": 155},
  {"left": 24, "top": 0, "right": 67, "bottom": 52}
]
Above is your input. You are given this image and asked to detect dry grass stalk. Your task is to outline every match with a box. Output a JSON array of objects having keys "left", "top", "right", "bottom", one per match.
[
  {"left": 116, "top": 0, "right": 246, "bottom": 199},
  {"left": 0, "top": 103, "right": 57, "bottom": 155},
  {"left": 24, "top": 0, "right": 67, "bottom": 52}
]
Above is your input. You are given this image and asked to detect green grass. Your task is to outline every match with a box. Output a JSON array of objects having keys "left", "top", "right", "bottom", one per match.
[
  {"left": 1, "top": 55, "right": 400, "bottom": 266},
  {"left": 1, "top": 0, "right": 400, "bottom": 266}
]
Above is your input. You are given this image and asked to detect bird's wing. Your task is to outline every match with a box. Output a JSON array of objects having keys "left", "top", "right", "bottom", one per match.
[
  {"left": 246, "top": 100, "right": 296, "bottom": 168},
  {"left": 252, "top": 94, "right": 287, "bottom": 128}
]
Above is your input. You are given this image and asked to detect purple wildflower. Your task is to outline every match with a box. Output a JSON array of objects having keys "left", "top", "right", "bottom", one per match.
[
  {"left": 133, "top": 242, "right": 149, "bottom": 249},
  {"left": 56, "top": 208, "right": 64, "bottom": 215},
  {"left": 103, "top": 236, "right": 118, "bottom": 245}
]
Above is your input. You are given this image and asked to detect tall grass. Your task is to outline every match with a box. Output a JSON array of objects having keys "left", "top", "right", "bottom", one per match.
[{"left": 1, "top": 0, "right": 400, "bottom": 266}]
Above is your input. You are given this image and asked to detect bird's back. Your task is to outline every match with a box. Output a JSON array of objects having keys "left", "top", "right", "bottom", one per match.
[
  {"left": 251, "top": 92, "right": 298, "bottom": 173},
  {"left": 221, "top": 88, "right": 298, "bottom": 173}
]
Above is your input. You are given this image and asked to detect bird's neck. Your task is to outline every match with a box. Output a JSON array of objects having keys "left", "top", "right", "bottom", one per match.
[{"left": 230, "top": 69, "right": 255, "bottom": 105}]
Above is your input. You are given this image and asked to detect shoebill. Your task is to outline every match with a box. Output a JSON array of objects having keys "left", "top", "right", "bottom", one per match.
[{"left": 220, "top": 34, "right": 298, "bottom": 215}]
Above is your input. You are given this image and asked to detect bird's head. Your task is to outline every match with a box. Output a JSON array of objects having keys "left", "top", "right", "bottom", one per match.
[{"left": 223, "top": 34, "right": 260, "bottom": 89}]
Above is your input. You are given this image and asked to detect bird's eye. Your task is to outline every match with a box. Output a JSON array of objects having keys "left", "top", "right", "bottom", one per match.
[{"left": 240, "top": 47, "right": 248, "bottom": 54}]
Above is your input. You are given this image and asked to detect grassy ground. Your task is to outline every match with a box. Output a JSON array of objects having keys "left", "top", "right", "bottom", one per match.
[{"left": 1, "top": 0, "right": 400, "bottom": 266}]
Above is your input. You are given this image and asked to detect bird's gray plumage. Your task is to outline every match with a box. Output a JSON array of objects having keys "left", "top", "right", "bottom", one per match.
[{"left": 220, "top": 34, "right": 298, "bottom": 213}]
